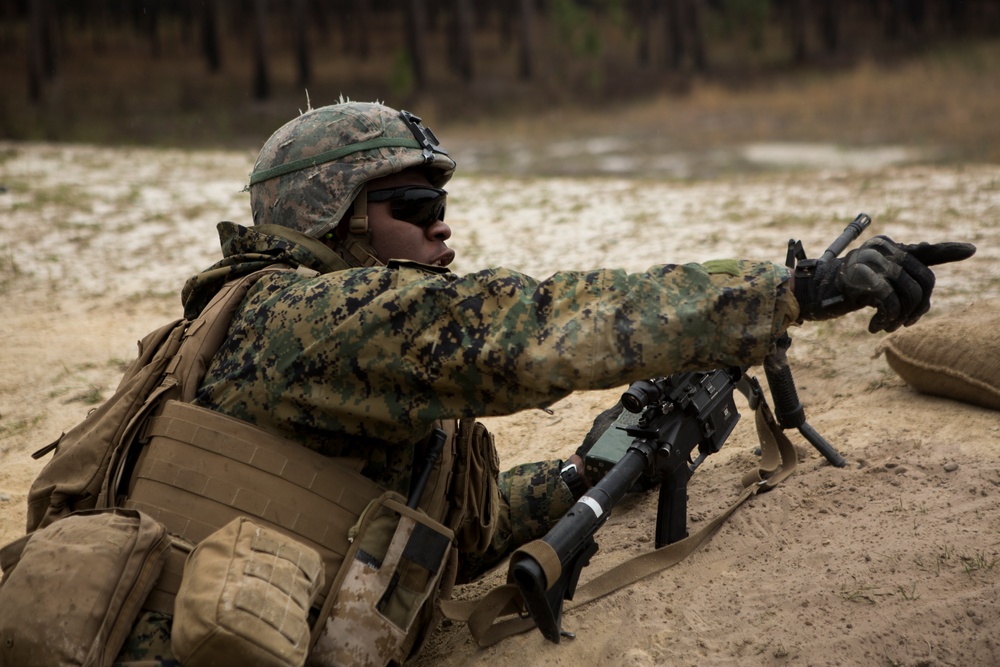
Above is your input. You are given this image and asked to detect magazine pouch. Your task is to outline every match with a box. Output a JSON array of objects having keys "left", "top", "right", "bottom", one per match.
[
  {"left": 309, "top": 493, "right": 454, "bottom": 667},
  {"left": 0, "top": 508, "right": 170, "bottom": 667},
  {"left": 171, "top": 517, "right": 325, "bottom": 667}
]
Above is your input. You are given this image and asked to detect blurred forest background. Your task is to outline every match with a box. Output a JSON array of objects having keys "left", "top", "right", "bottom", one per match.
[{"left": 2, "top": 0, "right": 999, "bottom": 164}]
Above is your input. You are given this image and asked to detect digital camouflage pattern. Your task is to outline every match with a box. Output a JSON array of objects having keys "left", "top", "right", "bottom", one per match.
[
  {"left": 189, "top": 223, "right": 798, "bottom": 450},
  {"left": 116, "top": 198, "right": 798, "bottom": 664},
  {"left": 186, "top": 221, "right": 797, "bottom": 564},
  {"left": 113, "top": 611, "right": 178, "bottom": 667},
  {"left": 458, "top": 462, "right": 576, "bottom": 582},
  {"left": 311, "top": 511, "right": 447, "bottom": 667},
  {"left": 249, "top": 102, "right": 456, "bottom": 239}
]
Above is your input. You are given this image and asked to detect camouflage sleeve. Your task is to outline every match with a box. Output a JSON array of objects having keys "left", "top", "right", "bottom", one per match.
[
  {"left": 381, "top": 259, "right": 797, "bottom": 434},
  {"left": 200, "top": 259, "right": 797, "bottom": 443}
]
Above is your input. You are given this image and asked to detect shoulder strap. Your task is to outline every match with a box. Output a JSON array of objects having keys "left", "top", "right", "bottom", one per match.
[
  {"left": 439, "top": 388, "right": 797, "bottom": 647},
  {"left": 171, "top": 265, "right": 298, "bottom": 403},
  {"left": 99, "top": 265, "right": 298, "bottom": 508}
]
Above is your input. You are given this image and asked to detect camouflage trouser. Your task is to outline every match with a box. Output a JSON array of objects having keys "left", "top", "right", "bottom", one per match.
[{"left": 113, "top": 611, "right": 179, "bottom": 667}]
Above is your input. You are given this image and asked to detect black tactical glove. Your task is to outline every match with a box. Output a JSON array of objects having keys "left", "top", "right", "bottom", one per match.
[{"left": 793, "top": 235, "right": 976, "bottom": 333}]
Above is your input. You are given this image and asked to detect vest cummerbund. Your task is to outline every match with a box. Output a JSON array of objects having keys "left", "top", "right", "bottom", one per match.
[{"left": 122, "top": 399, "right": 385, "bottom": 615}]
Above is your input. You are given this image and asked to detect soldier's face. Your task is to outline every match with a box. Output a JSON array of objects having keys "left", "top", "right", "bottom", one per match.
[{"left": 365, "top": 170, "right": 455, "bottom": 267}]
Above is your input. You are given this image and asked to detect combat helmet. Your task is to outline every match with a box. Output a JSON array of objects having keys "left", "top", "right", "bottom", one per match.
[{"left": 248, "top": 101, "right": 456, "bottom": 266}]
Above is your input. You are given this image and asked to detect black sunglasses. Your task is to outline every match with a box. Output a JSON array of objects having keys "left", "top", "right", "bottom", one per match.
[{"left": 367, "top": 185, "right": 447, "bottom": 228}]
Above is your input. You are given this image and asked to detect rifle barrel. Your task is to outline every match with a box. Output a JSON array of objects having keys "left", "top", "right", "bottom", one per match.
[{"left": 821, "top": 213, "right": 871, "bottom": 262}]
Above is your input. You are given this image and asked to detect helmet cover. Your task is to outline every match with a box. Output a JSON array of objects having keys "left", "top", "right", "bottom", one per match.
[{"left": 248, "top": 101, "right": 456, "bottom": 238}]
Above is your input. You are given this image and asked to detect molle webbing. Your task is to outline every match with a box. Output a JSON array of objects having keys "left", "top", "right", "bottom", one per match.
[{"left": 124, "top": 399, "right": 385, "bottom": 615}]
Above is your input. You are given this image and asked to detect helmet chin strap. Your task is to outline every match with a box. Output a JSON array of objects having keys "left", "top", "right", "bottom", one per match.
[{"left": 337, "top": 183, "right": 383, "bottom": 268}]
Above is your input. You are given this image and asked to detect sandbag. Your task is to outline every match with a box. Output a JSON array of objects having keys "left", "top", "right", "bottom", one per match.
[{"left": 878, "top": 306, "right": 1000, "bottom": 411}]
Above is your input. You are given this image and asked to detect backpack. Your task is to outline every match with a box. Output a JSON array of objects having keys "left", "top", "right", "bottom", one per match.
[{"left": 25, "top": 266, "right": 293, "bottom": 533}]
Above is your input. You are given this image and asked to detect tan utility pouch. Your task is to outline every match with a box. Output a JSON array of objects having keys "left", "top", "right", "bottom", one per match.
[
  {"left": 309, "top": 492, "right": 454, "bottom": 667},
  {"left": 0, "top": 508, "right": 170, "bottom": 667},
  {"left": 171, "top": 517, "right": 325, "bottom": 667},
  {"left": 450, "top": 419, "right": 500, "bottom": 554},
  {"left": 119, "top": 399, "right": 385, "bottom": 617}
]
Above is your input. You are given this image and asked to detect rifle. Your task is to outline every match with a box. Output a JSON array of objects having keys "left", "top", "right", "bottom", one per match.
[{"left": 509, "top": 215, "right": 870, "bottom": 644}]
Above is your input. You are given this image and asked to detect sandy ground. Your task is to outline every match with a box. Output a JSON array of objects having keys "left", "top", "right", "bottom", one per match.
[{"left": 1, "top": 140, "right": 999, "bottom": 666}]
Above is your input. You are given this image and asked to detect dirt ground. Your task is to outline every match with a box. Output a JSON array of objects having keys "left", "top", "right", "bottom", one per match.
[{"left": 1, "top": 103, "right": 999, "bottom": 666}]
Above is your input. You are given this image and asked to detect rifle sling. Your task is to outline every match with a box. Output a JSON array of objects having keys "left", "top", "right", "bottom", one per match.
[{"left": 439, "top": 393, "right": 797, "bottom": 647}]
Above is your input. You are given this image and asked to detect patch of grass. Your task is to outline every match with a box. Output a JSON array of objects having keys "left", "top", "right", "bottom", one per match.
[
  {"left": 108, "top": 357, "right": 133, "bottom": 373},
  {"left": 0, "top": 413, "right": 44, "bottom": 438},
  {"left": 897, "top": 583, "right": 920, "bottom": 601},
  {"left": 10, "top": 183, "right": 93, "bottom": 215},
  {"left": 886, "top": 497, "right": 907, "bottom": 513},
  {"left": 754, "top": 638, "right": 774, "bottom": 655},
  {"left": 181, "top": 203, "right": 211, "bottom": 220},
  {"left": 877, "top": 205, "right": 902, "bottom": 224},
  {"left": 838, "top": 583, "right": 878, "bottom": 605},
  {"left": 838, "top": 580, "right": 922, "bottom": 606},
  {"left": 866, "top": 374, "right": 895, "bottom": 391},
  {"left": 914, "top": 544, "right": 952, "bottom": 575},
  {"left": 0, "top": 243, "right": 20, "bottom": 291},
  {"left": 0, "top": 147, "right": 20, "bottom": 165},
  {"left": 960, "top": 551, "right": 998, "bottom": 577},
  {"left": 912, "top": 544, "right": 997, "bottom": 578},
  {"left": 766, "top": 212, "right": 824, "bottom": 229},
  {"left": 64, "top": 385, "right": 105, "bottom": 406}
]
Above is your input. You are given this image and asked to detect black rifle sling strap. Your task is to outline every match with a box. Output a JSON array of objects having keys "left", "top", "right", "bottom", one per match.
[{"left": 438, "top": 383, "right": 798, "bottom": 647}]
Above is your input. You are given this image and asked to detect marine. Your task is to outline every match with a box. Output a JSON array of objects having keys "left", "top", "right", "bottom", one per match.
[{"left": 1, "top": 100, "right": 975, "bottom": 667}]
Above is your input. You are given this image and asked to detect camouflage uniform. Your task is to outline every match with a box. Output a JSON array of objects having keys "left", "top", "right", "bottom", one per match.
[
  {"left": 113, "top": 102, "right": 799, "bottom": 665},
  {"left": 182, "top": 222, "right": 797, "bottom": 560},
  {"left": 114, "top": 612, "right": 178, "bottom": 667}
]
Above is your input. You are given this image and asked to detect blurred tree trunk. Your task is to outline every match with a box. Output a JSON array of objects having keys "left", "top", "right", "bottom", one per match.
[
  {"left": 688, "top": 0, "right": 706, "bottom": 70},
  {"left": 449, "top": 0, "right": 475, "bottom": 82},
  {"left": 0, "top": 0, "right": 14, "bottom": 50},
  {"left": 202, "top": 0, "right": 222, "bottom": 72},
  {"left": 516, "top": 0, "right": 536, "bottom": 80},
  {"left": 27, "top": 0, "right": 57, "bottom": 102},
  {"left": 337, "top": 0, "right": 370, "bottom": 60},
  {"left": 635, "top": 0, "right": 655, "bottom": 67},
  {"left": 407, "top": 0, "right": 429, "bottom": 88},
  {"left": 87, "top": 0, "right": 109, "bottom": 53},
  {"left": 665, "top": 0, "right": 684, "bottom": 68},
  {"left": 356, "top": 0, "right": 370, "bottom": 59},
  {"left": 294, "top": 0, "right": 311, "bottom": 87},
  {"left": 140, "top": 0, "right": 162, "bottom": 58},
  {"left": 498, "top": 0, "right": 514, "bottom": 48},
  {"left": 882, "top": 0, "right": 917, "bottom": 40},
  {"left": 906, "top": 0, "right": 926, "bottom": 33},
  {"left": 663, "top": 0, "right": 705, "bottom": 70},
  {"left": 343, "top": 0, "right": 371, "bottom": 59},
  {"left": 253, "top": 0, "right": 271, "bottom": 99},
  {"left": 789, "top": 0, "right": 809, "bottom": 64},
  {"left": 180, "top": 0, "right": 195, "bottom": 47},
  {"left": 818, "top": 0, "right": 840, "bottom": 54}
]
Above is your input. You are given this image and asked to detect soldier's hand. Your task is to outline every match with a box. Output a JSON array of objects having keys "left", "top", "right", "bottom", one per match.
[{"left": 793, "top": 235, "right": 976, "bottom": 333}]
